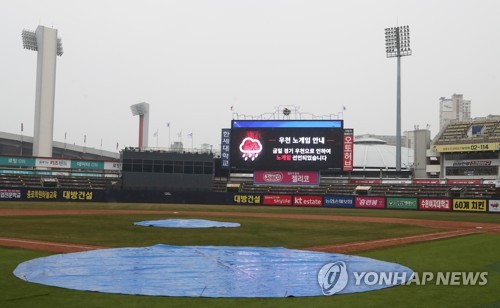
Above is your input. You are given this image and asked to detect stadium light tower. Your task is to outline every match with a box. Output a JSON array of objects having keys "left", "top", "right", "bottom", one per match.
[
  {"left": 22, "top": 26, "right": 63, "bottom": 158},
  {"left": 130, "top": 102, "right": 150, "bottom": 148},
  {"left": 385, "top": 25, "right": 412, "bottom": 172}
]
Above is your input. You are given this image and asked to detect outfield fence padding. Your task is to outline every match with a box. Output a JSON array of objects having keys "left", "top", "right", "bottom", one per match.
[{"left": 0, "top": 187, "right": 498, "bottom": 213}]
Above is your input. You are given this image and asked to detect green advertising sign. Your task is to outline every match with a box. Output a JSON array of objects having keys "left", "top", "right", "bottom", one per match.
[
  {"left": 0, "top": 156, "right": 36, "bottom": 167},
  {"left": 71, "top": 160, "right": 105, "bottom": 170},
  {"left": 0, "top": 169, "right": 34, "bottom": 175},
  {"left": 387, "top": 197, "right": 418, "bottom": 210},
  {"left": 71, "top": 172, "right": 103, "bottom": 177}
]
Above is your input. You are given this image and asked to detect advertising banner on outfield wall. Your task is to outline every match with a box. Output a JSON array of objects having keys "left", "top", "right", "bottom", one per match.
[
  {"left": 233, "top": 194, "right": 261, "bottom": 205},
  {"left": 355, "top": 196, "right": 385, "bottom": 209},
  {"left": 386, "top": 197, "right": 418, "bottom": 210},
  {"left": 0, "top": 188, "right": 100, "bottom": 202},
  {"left": 419, "top": 198, "right": 451, "bottom": 211},
  {"left": 294, "top": 195, "right": 323, "bottom": 207},
  {"left": 0, "top": 189, "right": 21, "bottom": 199},
  {"left": 452, "top": 199, "right": 487, "bottom": 212},
  {"left": 263, "top": 195, "right": 292, "bottom": 206},
  {"left": 61, "top": 190, "right": 95, "bottom": 201},
  {"left": 489, "top": 200, "right": 500, "bottom": 213},
  {"left": 323, "top": 196, "right": 355, "bottom": 208},
  {"left": 254, "top": 171, "right": 319, "bottom": 185},
  {"left": 25, "top": 189, "right": 95, "bottom": 201}
]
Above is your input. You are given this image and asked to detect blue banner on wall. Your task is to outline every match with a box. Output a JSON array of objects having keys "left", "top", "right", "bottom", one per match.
[{"left": 324, "top": 195, "right": 355, "bottom": 208}]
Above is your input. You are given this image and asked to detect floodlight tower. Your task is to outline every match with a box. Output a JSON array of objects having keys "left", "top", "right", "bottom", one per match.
[
  {"left": 385, "top": 25, "right": 412, "bottom": 172},
  {"left": 130, "top": 102, "right": 150, "bottom": 148},
  {"left": 22, "top": 26, "right": 63, "bottom": 158}
]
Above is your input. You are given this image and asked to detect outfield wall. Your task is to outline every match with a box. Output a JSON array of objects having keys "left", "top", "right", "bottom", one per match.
[{"left": 0, "top": 187, "right": 499, "bottom": 213}]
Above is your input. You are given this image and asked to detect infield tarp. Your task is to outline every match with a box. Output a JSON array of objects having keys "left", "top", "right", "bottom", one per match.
[
  {"left": 134, "top": 219, "right": 241, "bottom": 228},
  {"left": 14, "top": 245, "right": 413, "bottom": 297}
]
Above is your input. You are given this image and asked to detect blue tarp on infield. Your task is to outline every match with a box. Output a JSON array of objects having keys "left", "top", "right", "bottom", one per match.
[
  {"left": 13, "top": 245, "right": 413, "bottom": 298},
  {"left": 134, "top": 219, "right": 241, "bottom": 228}
]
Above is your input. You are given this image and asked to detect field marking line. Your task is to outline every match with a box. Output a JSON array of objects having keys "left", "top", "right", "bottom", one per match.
[
  {"left": 305, "top": 229, "right": 480, "bottom": 253},
  {"left": 0, "top": 237, "right": 104, "bottom": 252}
]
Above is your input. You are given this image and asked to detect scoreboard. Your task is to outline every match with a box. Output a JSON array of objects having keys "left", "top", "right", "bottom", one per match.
[{"left": 230, "top": 120, "right": 344, "bottom": 171}]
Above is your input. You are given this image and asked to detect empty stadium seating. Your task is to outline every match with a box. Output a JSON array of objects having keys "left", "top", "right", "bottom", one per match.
[
  {"left": 222, "top": 176, "right": 495, "bottom": 198},
  {"left": 435, "top": 117, "right": 500, "bottom": 145},
  {"left": 0, "top": 171, "right": 495, "bottom": 198},
  {"left": 0, "top": 173, "right": 118, "bottom": 190}
]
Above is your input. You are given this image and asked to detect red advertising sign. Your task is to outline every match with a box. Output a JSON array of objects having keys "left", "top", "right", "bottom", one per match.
[
  {"left": 254, "top": 171, "right": 319, "bottom": 185},
  {"left": 354, "top": 196, "right": 385, "bottom": 209},
  {"left": 413, "top": 179, "right": 441, "bottom": 185},
  {"left": 263, "top": 195, "right": 293, "bottom": 206},
  {"left": 293, "top": 195, "right": 323, "bottom": 207},
  {"left": 343, "top": 129, "right": 354, "bottom": 171},
  {"left": 446, "top": 179, "right": 481, "bottom": 185},
  {"left": 350, "top": 179, "right": 382, "bottom": 184},
  {"left": 419, "top": 198, "right": 452, "bottom": 211}
]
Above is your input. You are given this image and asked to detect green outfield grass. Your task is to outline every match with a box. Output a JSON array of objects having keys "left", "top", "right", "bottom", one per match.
[
  {"left": 0, "top": 213, "right": 440, "bottom": 248},
  {"left": 0, "top": 201, "right": 499, "bottom": 307}
]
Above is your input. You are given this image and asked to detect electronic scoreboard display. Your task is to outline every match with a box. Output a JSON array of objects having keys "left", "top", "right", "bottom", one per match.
[{"left": 230, "top": 120, "right": 344, "bottom": 171}]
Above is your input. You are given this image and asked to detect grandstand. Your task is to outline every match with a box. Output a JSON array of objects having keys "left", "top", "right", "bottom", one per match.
[
  {"left": 433, "top": 115, "right": 500, "bottom": 145},
  {"left": 220, "top": 176, "right": 496, "bottom": 198},
  {"left": 0, "top": 173, "right": 117, "bottom": 190},
  {"left": 431, "top": 115, "right": 500, "bottom": 179},
  {"left": 0, "top": 115, "right": 498, "bottom": 202},
  {"left": 213, "top": 116, "right": 499, "bottom": 199}
]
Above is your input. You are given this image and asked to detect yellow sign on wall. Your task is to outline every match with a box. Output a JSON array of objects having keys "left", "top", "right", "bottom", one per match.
[
  {"left": 234, "top": 194, "right": 261, "bottom": 205},
  {"left": 26, "top": 190, "right": 57, "bottom": 200},
  {"left": 452, "top": 199, "right": 487, "bottom": 212},
  {"left": 433, "top": 143, "right": 499, "bottom": 153}
]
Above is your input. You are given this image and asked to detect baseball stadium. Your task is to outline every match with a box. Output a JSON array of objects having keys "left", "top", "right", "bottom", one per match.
[
  {"left": 1, "top": 112, "right": 499, "bottom": 307},
  {"left": 1, "top": 25, "right": 500, "bottom": 308}
]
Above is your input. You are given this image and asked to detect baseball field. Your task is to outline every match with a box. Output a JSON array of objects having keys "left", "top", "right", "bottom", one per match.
[{"left": 1, "top": 201, "right": 499, "bottom": 307}]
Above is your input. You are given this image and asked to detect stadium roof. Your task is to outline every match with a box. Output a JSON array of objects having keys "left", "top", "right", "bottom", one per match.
[{"left": 0, "top": 131, "right": 119, "bottom": 160}]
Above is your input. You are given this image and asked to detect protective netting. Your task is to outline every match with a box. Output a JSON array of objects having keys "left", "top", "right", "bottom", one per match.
[
  {"left": 14, "top": 244, "right": 413, "bottom": 297},
  {"left": 134, "top": 219, "right": 240, "bottom": 228}
]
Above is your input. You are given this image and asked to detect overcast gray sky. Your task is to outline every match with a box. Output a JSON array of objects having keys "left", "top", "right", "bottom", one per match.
[{"left": 1, "top": 0, "right": 499, "bottom": 152}]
